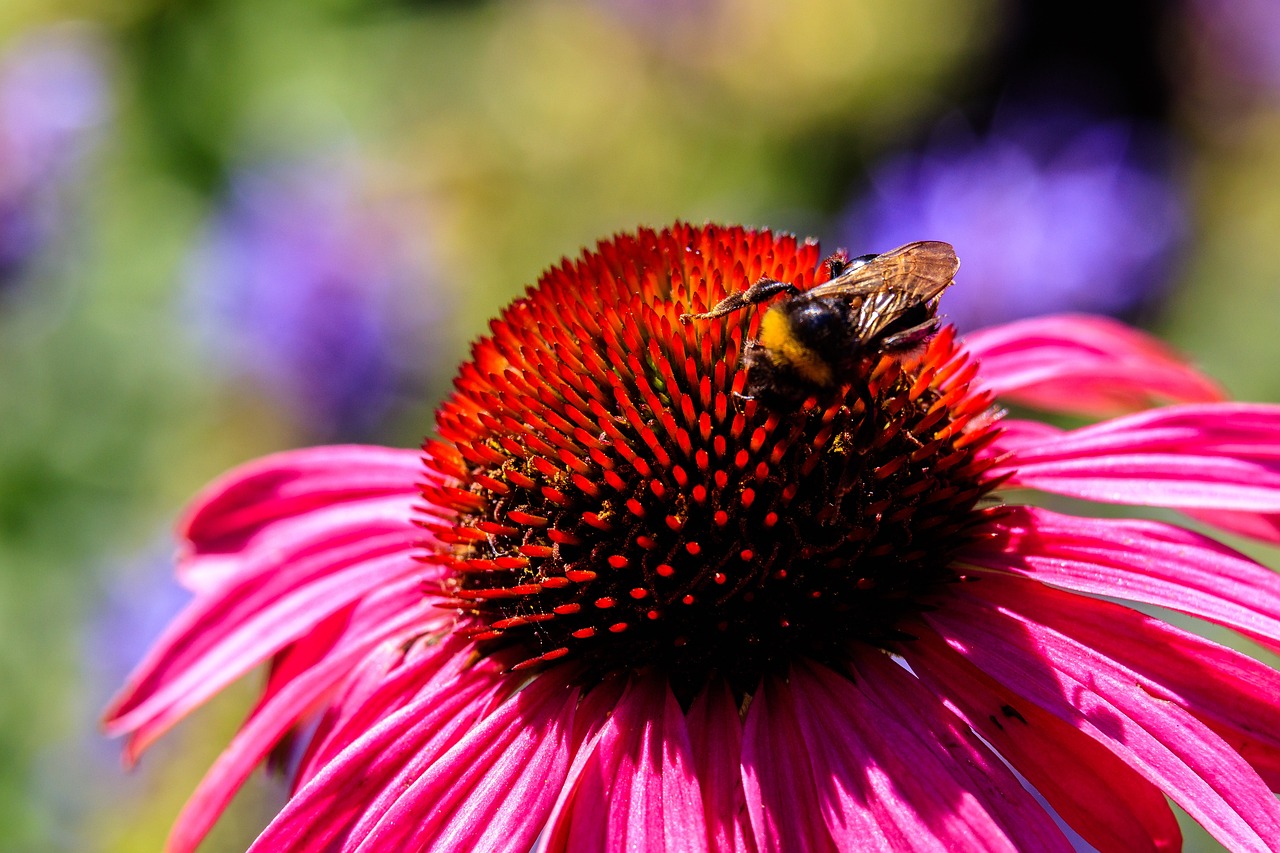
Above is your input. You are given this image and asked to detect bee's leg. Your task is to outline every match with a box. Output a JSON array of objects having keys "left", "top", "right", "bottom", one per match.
[
  {"left": 879, "top": 317, "right": 940, "bottom": 351},
  {"left": 732, "top": 341, "right": 763, "bottom": 408},
  {"left": 680, "top": 277, "right": 799, "bottom": 322},
  {"left": 852, "top": 381, "right": 875, "bottom": 446}
]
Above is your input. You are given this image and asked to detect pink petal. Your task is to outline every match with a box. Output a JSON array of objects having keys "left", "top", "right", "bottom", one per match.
[
  {"left": 291, "top": 635, "right": 468, "bottom": 791},
  {"left": 740, "top": 675, "right": 839, "bottom": 852},
  {"left": 536, "top": 679, "right": 630, "bottom": 853},
  {"left": 925, "top": 586, "right": 1280, "bottom": 852},
  {"left": 331, "top": 672, "right": 516, "bottom": 848},
  {"left": 987, "top": 417, "right": 1065, "bottom": 450},
  {"left": 965, "top": 314, "right": 1223, "bottom": 416},
  {"left": 541, "top": 673, "right": 708, "bottom": 853},
  {"left": 960, "top": 506, "right": 1280, "bottom": 651},
  {"left": 540, "top": 722, "right": 609, "bottom": 845},
  {"left": 903, "top": 629, "right": 1182, "bottom": 852},
  {"left": 163, "top": 578, "right": 439, "bottom": 853},
  {"left": 274, "top": 643, "right": 409, "bottom": 790},
  {"left": 178, "top": 445, "right": 424, "bottom": 590},
  {"left": 179, "top": 494, "right": 423, "bottom": 592},
  {"left": 986, "top": 404, "right": 1280, "bottom": 521},
  {"left": 962, "top": 573, "right": 1280, "bottom": 790},
  {"left": 260, "top": 603, "right": 378, "bottom": 773},
  {"left": 791, "top": 657, "right": 1071, "bottom": 852},
  {"left": 249, "top": 649, "right": 507, "bottom": 853},
  {"left": 623, "top": 681, "right": 708, "bottom": 853},
  {"left": 1183, "top": 507, "right": 1280, "bottom": 547},
  {"left": 353, "top": 671, "right": 581, "bottom": 853},
  {"left": 554, "top": 734, "right": 608, "bottom": 853},
  {"left": 685, "top": 679, "right": 757, "bottom": 852},
  {"left": 181, "top": 445, "right": 423, "bottom": 551},
  {"left": 104, "top": 533, "right": 429, "bottom": 757}
]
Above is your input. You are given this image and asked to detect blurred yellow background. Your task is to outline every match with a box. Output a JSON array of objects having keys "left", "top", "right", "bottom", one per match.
[{"left": 1, "top": 0, "right": 1277, "bottom": 849}]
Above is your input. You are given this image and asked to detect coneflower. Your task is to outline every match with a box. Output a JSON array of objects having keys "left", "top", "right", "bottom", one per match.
[{"left": 108, "top": 223, "right": 1280, "bottom": 852}]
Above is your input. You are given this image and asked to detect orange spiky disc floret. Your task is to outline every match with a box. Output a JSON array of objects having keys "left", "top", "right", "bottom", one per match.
[{"left": 418, "top": 223, "right": 1001, "bottom": 697}]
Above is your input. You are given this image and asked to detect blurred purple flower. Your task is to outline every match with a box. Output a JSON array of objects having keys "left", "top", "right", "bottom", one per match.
[
  {"left": 0, "top": 25, "right": 108, "bottom": 286},
  {"left": 185, "top": 161, "right": 440, "bottom": 439},
  {"left": 84, "top": 542, "right": 191, "bottom": 706},
  {"left": 1188, "top": 0, "right": 1280, "bottom": 94},
  {"left": 843, "top": 112, "right": 1186, "bottom": 332}
]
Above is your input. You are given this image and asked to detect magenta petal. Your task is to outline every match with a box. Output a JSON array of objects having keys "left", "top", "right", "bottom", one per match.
[
  {"left": 686, "top": 679, "right": 756, "bottom": 852},
  {"left": 541, "top": 673, "right": 708, "bottom": 853},
  {"left": 290, "top": 634, "right": 479, "bottom": 792},
  {"left": 163, "top": 577, "right": 439, "bottom": 853},
  {"left": 104, "top": 532, "right": 428, "bottom": 757},
  {"left": 792, "top": 656, "right": 1072, "bottom": 852},
  {"left": 178, "top": 493, "right": 423, "bottom": 593},
  {"left": 925, "top": 587, "right": 1280, "bottom": 852},
  {"left": 180, "top": 445, "right": 423, "bottom": 553},
  {"left": 285, "top": 641, "right": 414, "bottom": 792},
  {"left": 986, "top": 403, "right": 1280, "bottom": 519},
  {"left": 540, "top": 720, "right": 609, "bottom": 853},
  {"left": 249, "top": 649, "right": 507, "bottom": 852},
  {"left": 965, "top": 314, "right": 1223, "bottom": 416},
  {"left": 903, "top": 628, "right": 1182, "bottom": 852},
  {"left": 962, "top": 573, "right": 1280, "bottom": 789},
  {"left": 536, "top": 679, "right": 629, "bottom": 853},
  {"left": 962, "top": 506, "right": 1280, "bottom": 650},
  {"left": 987, "top": 417, "right": 1065, "bottom": 451},
  {"left": 1183, "top": 507, "right": 1280, "bottom": 547},
  {"left": 106, "top": 444, "right": 432, "bottom": 754},
  {"left": 352, "top": 672, "right": 580, "bottom": 853},
  {"left": 741, "top": 675, "right": 838, "bottom": 852},
  {"left": 178, "top": 445, "right": 424, "bottom": 590},
  {"left": 645, "top": 685, "right": 709, "bottom": 853}
]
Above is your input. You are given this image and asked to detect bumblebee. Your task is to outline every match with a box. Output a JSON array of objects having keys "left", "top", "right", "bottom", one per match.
[{"left": 679, "top": 241, "right": 959, "bottom": 410}]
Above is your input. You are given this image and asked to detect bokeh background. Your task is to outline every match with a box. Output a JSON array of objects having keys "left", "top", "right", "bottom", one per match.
[{"left": 1, "top": 0, "right": 1278, "bottom": 850}]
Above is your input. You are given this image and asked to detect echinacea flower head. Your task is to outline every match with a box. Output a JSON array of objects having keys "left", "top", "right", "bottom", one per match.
[{"left": 108, "top": 223, "right": 1280, "bottom": 852}]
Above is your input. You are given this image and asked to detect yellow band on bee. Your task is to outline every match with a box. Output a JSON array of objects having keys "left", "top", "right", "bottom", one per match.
[{"left": 758, "top": 308, "right": 834, "bottom": 386}]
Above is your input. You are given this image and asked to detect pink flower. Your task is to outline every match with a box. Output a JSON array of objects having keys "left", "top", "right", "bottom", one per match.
[{"left": 106, "top": 224, "right": 1280, "bottom": 851}]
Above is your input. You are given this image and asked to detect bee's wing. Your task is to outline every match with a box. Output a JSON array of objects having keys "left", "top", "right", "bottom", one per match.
[{"left": 805, "top": 241, "right": 958, "bottom": 302}]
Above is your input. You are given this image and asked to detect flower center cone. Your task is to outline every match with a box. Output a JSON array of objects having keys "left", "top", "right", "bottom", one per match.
[{"left": 419, "top": 225, "right": 1002, "bottom": 701}]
